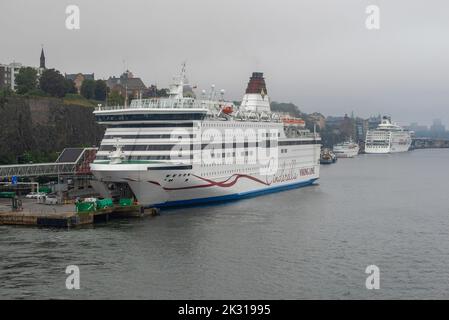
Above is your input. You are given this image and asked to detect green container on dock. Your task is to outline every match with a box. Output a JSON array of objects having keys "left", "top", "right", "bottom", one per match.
[
  {"left": 0, "top": 192, "right": 16, "bottom": 199},
  {"left": 96, "top": 198, "right": 113, "bottom": 209},
  {"left": 76, "top": 202, "right": 95, "bottom": 213},
  {"left": 119, "top": 198, "right": 133, "bottom": 206},
  {"left": 38, "top": 187, "right": 52, "bottom": 194}
]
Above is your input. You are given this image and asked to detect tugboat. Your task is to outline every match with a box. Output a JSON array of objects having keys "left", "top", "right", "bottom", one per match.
[
  {"left": 320, "top": 148, "right": 337, "bottom": 164},
  {"left": 331, "top": 151, "right": 337, "bottom": 163}
]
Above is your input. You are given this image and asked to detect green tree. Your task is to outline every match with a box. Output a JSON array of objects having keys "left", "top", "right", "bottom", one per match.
[
  {"left": 39, "top": 69, "right": 66, "bottom": 97},
  {"left": 156, "top": 88, "right": 169, "bottom": 97},
  {"left": 270, "top": 102, "right": 302, "bottom": 117},
  {"left": 0, "top": 87, "right": 14, "bottom": 98},
  {"left": 17, "top": 151, "right": 34, "bottom": 164},
  {"left": 15, "top": 67, "right": 38, "bottom": 94},
  {"left": 26, "top": 89, "right": 48, "bottom": 97},
  {"left": 94, "top": 80, "right": 107, "bottom": 101},
  {"left": 64, "top": 79, "right": 77, "bottom": 95},
  {"left": 80, "top": 79, "right": 96, "bottom": 99},
  {"left": 108, "top": 89, "right": 124, "bottom": 106}
]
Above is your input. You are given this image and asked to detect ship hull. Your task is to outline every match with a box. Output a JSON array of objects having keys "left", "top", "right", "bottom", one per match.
[
  {"left": 156, "top": 179, "right": 317, "bottom": 207},
  {"left": 91, "top": 160, "right": 320, "bottom": 208},
  {"left": 333, "top": 149, "right": 359, "bottom": 158},
  {"left": 91, "top": 160, "right": 319, "bottom": 207}
]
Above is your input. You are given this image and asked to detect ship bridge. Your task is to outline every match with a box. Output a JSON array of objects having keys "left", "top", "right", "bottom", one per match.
[{"left": 0, "top": 148, "right": 97, "bottom": 179}]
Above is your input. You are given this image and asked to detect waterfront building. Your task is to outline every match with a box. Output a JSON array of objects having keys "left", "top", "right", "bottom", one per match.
[
  {"left": 407, "top": 122, "right": 428, "bottom": 132},
  {"left": 340, "top": 114, "right": 355, "bottom": 140},
  {"left": 0, "top": 48, "right": 46, "bottom": 91},
  {"left": 326, "top": 114, "right": 355, "bottom": 140},
  {"left": 64, "top": 73, "right": 95, "bottom": 94},
  {"left": 0, "top": 62, "right": 22, "bottom": 91},
  {"left": 406, "top": 122, "right": 428, "bottom": 137},
  {"left": 355, "top": 117, "right": 368, "bottom": 143},
  {"left": 309, "top": 112, "right": 326, "bottom": 130},
  {"left": 368, "top": 115, "right": 382, "bottom": 130},
  {"left": 430, "top": 119, "right": 446, "bottom": 138},
  {"left": 106, "top": 70, "right": 147, "bottom": 100},
  {"left": 325, "top": 116, "right": 345, "bottom": 128}
]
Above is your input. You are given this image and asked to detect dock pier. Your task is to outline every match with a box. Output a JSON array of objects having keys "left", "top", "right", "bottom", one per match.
[{"left": 0, "top": 199, "right": 159, "bottom": 228}]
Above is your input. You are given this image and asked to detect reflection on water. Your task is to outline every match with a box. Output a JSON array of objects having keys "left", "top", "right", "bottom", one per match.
[{"left": 1, "top": 149, "right": 449, "bottom": 299}]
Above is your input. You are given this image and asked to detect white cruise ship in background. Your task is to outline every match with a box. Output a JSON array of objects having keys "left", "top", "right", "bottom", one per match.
[
  {"left": 90, "top": 66, "right": 321, "bottom": 207},
  {"left": 365, "top": 116, "right": 412, "bottom": 154},
  {"left": 333, "top": 139, "right": 359, "bottom": 158}
]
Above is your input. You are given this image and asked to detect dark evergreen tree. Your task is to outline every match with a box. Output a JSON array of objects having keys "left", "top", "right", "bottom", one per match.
[
  {"left": 64, "top": 79, "right": 77, "bottom": 95},
  {"left": 94, "top": 80, "right": 107, "bottom": 101},
  {"left": 80, "top": 79, "right": 96, "bottom": 99},
  {"left": 39, "top": 69, "right": 66, "bottom": 98}
]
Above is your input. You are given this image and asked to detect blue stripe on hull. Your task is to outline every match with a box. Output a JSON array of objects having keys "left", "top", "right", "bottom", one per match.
[{"left": 152, "top": 178, "right": 318, "bottom": 208}]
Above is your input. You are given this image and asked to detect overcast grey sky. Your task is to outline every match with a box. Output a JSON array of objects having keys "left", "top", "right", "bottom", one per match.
[{"left": 1, "top": 0, "right": 448, "bottom": 126}]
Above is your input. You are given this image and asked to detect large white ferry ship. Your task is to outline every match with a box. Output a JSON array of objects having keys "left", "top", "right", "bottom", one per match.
[
  {"left": 90, "top": 67, "right": 321, "bottom": 207},
  {"left": 365, "top": 116, "right": 412, "bottom": 154}
]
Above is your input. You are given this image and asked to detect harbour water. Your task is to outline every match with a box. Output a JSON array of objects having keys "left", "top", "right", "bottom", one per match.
[{"left": 1, "top": 149, "right": 449, "bottom": 299}]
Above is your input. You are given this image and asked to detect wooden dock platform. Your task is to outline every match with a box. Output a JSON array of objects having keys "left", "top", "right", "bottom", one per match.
[{"left": 0, "top": 200, "right": 159, "bottom": 228}]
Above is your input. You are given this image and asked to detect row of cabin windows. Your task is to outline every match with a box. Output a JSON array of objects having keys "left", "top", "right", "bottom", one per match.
[
  {"left": 97, "top": 114, "right": 205, "bottom": 122},
  {"left": 104, "top": 133, "right": 279, "bottom": 139},
  {"left": 109, "top": 123, "right": 195, "bottom": 128},
  {"left": 202, "top": 165, "right": 269, "bottom": 177},
  {"left": 98, "top": 139, "right": 315, "bottom": 152},
  {"left": 95, "top": 151, "right": 253, "bottom": 161},
  {"left": 96, "top": 151, "right": 263, "bottom": 163},
  {"left": 202, "top": 122, "right": 279, "bottom": 129},
  {"left": 201, "top": 151, "right": 261, "bottom": 167},
  {"left": 104, "top": 134, "right": 194, "bottom": 139},
  {"left": 201, "top": 123, "right": 281, "bottom": 137},
  {"left": 366, "top": 142, "right": 389, "bottom": 146},
  {"left": 99, "top": 142, "right": 270, "bottom": 152},
  {"left": 95, "top": 155, "right": 184, "bottom": 161}
]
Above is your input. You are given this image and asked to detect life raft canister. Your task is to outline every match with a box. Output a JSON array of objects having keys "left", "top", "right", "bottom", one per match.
[
  {"left": 281, "top": 117, "right": 305, "bottom": 125},
  {"left": 222, "top": 105, "right": 233, "bottom": 114}
]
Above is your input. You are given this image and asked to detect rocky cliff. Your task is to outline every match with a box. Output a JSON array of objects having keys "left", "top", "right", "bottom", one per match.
[{"left": 0, "top": 96, "right": 105, "bottom": 164}]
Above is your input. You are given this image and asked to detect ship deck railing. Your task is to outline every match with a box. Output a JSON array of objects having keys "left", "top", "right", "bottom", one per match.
[{"left": 95, "top": 98, "right": 223, "bottom": 112}]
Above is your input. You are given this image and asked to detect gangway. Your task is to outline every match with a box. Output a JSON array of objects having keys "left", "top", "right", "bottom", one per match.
[{"left": 0, "top": 148, "right": 97, "bottom": 179}]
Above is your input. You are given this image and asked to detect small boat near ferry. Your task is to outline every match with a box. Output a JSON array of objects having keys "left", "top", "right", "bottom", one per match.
[{"left": 320, "top": 148, "right": 336, "bottom": 164}]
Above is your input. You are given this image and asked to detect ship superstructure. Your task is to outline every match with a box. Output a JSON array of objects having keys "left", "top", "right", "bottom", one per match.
[{"left": 90, "top": 67, "right": 321, "bottom": 207}]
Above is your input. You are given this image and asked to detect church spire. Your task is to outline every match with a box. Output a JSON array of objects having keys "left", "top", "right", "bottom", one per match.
[{"left": 40, "top": 46, "right": 46, "bottom": 69}]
